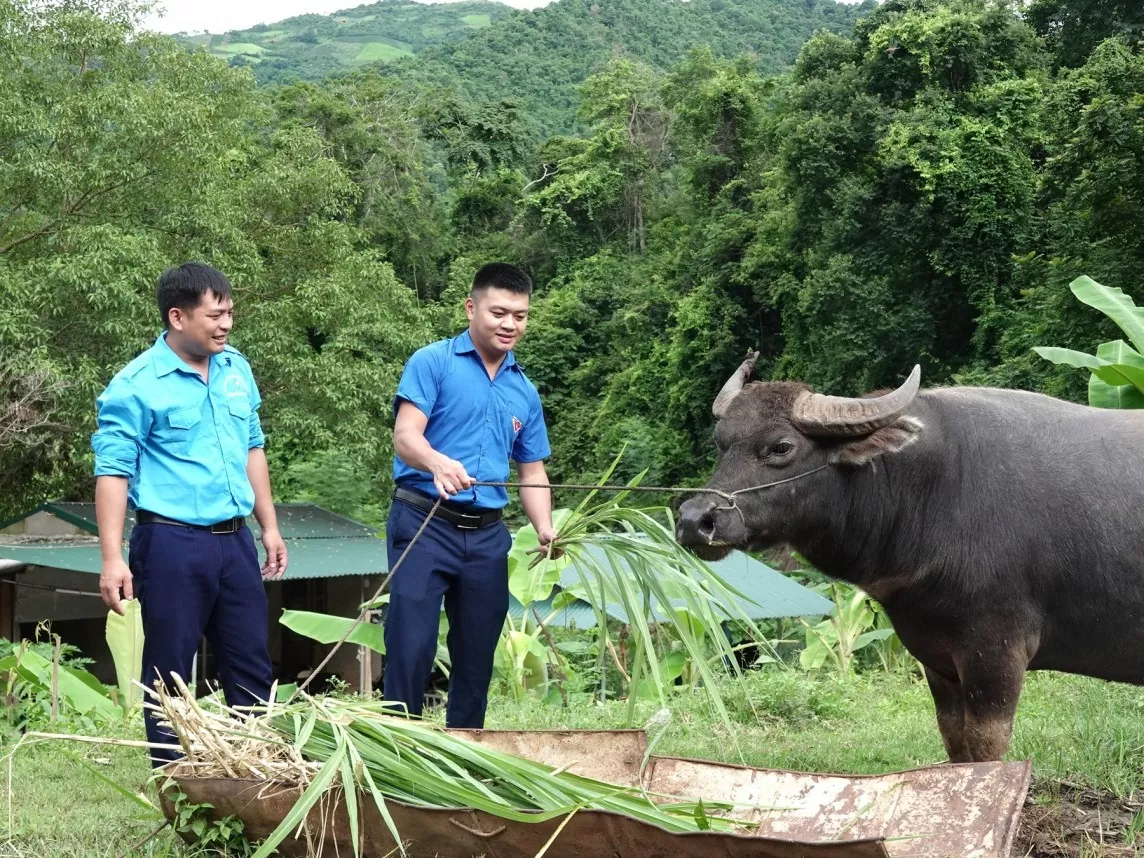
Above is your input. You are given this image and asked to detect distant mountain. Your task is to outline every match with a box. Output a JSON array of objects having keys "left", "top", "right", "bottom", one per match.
[
  {"left": 176, "top": 0, "right": 514, "bottom": 85},
  {"left": 180, "top": 0, "right": 875, "bottom": 135},
  {"left": 382, "top": 0, "right": 877, "bottom": 133}
]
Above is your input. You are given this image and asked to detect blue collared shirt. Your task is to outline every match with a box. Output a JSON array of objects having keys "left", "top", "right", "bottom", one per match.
[
  {"left": 92, "top": 333, "right": 266, "bottom": 526},
  {"left": 393, "top": 330, "right": 551, "bottom": 510}
]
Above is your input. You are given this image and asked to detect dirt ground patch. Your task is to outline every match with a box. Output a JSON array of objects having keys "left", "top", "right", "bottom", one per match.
[{"left": 1017, "top": 782, "right": 1143, "bottom": 857}]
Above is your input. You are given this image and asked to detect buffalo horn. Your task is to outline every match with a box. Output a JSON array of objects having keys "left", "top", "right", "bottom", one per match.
[
  {"left": 712, "top": 351, "right": 760, "bottom": 418},
  {"left": 791, "top": 365, "right": 921, "bottom": 437}
]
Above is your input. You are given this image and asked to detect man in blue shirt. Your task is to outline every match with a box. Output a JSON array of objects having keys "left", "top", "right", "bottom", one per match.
[
  {"left": 386, "top": 262, "right": 556, "bottom": 728},
  {"left": 92, "top": 262, "right": 287, "bottom": 766}
]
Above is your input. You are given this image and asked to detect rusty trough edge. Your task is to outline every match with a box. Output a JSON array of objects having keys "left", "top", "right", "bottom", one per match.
[
  {"left": 159, "top": 768, "right": 892, "bottom": 858},
  {"left": 998, "top": 759, "right": 1033, "bottom": 858},
  {"left": 648, "top": 752, "right": 1034, "bottom": 782},
  {"left": 646, "top": 753, "right": 1034, "bottom": 857},
  {"left": 156, "top": 731, "right": 1033, "bottom": 858}
]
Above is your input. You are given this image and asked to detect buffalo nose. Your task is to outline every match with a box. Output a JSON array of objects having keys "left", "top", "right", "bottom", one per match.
[{"left": 676, "top": 496, "right": 718, "bottom": 544}]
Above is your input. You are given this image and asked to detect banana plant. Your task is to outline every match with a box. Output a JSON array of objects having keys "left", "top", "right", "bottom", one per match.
[
  {"left": 498, "top": 509, "right": 575, "bottom": 700},
  {"left": 799, "top": 583, "right": 895, "bottom": 675},
  {"left": 1034, "top": 275, "right": 1144, "bottom": 408}
]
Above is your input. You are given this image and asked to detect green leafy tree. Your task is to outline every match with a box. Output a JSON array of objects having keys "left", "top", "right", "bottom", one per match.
[
  {"left": 1027, "top": 0, "right": 1144, "bottom": 69},
  {"left": 271, "top": 75, "right": 452, "bottom": 299},
  {"left": 0, "top": 0, "right": 430, "bottom": 516},
  {"left": 966, "top": 39, "right": 1144, "bottom": 397},
  {"left": 753, "top": 0, "right": 1043, "bottom": 393}
]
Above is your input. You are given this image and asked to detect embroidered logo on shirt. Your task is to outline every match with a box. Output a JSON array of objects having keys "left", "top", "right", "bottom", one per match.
[
  {"left": 223, "top": 374, "right": 249, "bottom": 398},
  {"left": 512, "top": 416, "right": 523, "bottom": 435}
]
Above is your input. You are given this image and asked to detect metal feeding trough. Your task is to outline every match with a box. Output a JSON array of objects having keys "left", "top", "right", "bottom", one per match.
[{"left": 159, "top": 728, "right": 1031, "bottom": 858}]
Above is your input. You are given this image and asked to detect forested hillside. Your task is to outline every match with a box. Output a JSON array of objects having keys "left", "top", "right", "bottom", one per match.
[
  {"left": 181, "top": 0, "right": 874, "bottom": 133},
  {"left": 380, "top": 0, "right": 876, "bottom": 133},
  {"left": 2, "top": 0, "right": 1142, "bottom": 525},
  {"left": 176, "top": 0, "right": 513, "bottom": 85}
]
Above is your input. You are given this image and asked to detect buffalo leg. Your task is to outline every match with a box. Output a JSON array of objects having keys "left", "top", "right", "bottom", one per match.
[
  {"left": 955, "top": 650, "right": 1027, "bottom": 762},
  {"left": 924, "top": 666, "right": 968, "bottom": 763}
]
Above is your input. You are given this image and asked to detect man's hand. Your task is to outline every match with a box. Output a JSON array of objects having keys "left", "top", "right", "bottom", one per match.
[
  {"left": 538, "top": 526, "right": 562, "bottom": 558},
  {"left": 99, "top": 557, "right": 133, "bottom": 616},
  {"left": 430, "top": 454, "right": 473, "bottom": 498},
  {"left": 261, "top": 527, "right": 288, "bottom": 580},
  {"left": 528, "top": 526, "right": 564, "bottom": 568}
]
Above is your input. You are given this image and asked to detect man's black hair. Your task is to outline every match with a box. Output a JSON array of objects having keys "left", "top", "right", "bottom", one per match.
[
  {"left": 157, "top": 262, "right": 233, "bottom": 328},
  {"left": 470, "top": 263, "right": 533, "bottom": 297}
]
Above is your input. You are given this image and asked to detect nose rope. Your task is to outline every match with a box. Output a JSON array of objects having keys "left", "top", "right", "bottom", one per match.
[
  {"left": 474, "top": 466, "right": 830, "bottom": 499},
  {"left": 475, "top": 464, "right": 833, "bottom": 527},
  {"left": 704, "top": 464, "right": 831, "bottom": 525},
  {"left": 475, "top": 464, "right": 831, "bottom": 503}
]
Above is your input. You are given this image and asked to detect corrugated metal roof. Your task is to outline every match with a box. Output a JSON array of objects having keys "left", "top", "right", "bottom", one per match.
[
  {"left": 507, "top": 593, "right": 600, "bottom": 629},
  {"left": 0, "top": 537, "right": 387, "bottom": 581},
  {"left": 0, "top": 502, "right": 377, "bottom": 540},
  {"left": 554, "top": 544, "right": 833, "bottom": 622},
  {"left": 0, "top": 544, "right": 104, "bottom": 575},
  {"left": 0, "top": 503, "right": 833, "bottom": 620},
  {"left": 507, "top": 546, "right": 832, "bottom": 625}
]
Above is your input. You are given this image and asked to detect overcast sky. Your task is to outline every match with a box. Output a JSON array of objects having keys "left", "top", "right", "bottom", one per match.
[{"left": 143, "top": 0, "right": 551, "bottom": 34}]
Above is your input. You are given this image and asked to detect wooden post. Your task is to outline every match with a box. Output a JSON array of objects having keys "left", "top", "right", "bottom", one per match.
[
  {"left": 50, "top": 634, "right": 62, "bottom": 722},
  {"left": 358, "top": 576, "right": 371, "bottom": 696},
  {"left": 0, "top": 568, "right": 19, "bottom": 642},
  {"left": 360, "top": 610, "right": 373, "bottom": 696}
]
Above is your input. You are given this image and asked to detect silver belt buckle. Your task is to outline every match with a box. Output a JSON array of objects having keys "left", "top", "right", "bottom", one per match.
[
  {"left": 211, "top": 518, "right": 238, "bottom": 534},
  {"left": 456, "top": 516, "right": 481, "bottom": 531}
]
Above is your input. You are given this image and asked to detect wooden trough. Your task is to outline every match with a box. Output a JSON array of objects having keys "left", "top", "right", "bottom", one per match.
[{"left": 159, "top": 728, "right": 1031, "bottom": 858}]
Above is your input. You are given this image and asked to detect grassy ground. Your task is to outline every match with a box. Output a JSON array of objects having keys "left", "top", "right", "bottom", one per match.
[{"left": 2, "top": 669, "right": 1143, "bottom": 856}]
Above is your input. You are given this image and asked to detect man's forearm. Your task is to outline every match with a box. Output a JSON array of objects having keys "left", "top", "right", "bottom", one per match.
[
  {"left": 394, "top": 427, "right": 446, "bottom": 474},
  {"left": 520, "top": 481, "right": 553, "bottom": 533},
  {"left": 95, "top": 476, "right": 129, "bottom": 563},
  {"left": 246, "top": 447, "right": 279, "bottom": 532}
]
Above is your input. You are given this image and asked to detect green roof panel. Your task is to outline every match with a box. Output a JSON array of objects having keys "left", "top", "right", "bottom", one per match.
[
  {"left": 1, "top": 502, "right": 378, "bottom": 541},
  {"left": 0, "top": 502, "right": 831, "bottom": 619},
  {"left": 0, "top": 537, "right": 386, "bottom": 581},
  {"left": 555, "top": 545, "right": 833, "bottom": 622},
  {"left": 507, "top": 593, "right": 599, "bottom": 629},
  {"left": 0, "top": 543, "right": 107, "bottom": 575}
]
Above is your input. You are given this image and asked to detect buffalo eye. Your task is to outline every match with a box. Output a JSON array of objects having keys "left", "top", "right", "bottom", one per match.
[{"left": 771, "top": 441, "right": 794, "bottom": 456}]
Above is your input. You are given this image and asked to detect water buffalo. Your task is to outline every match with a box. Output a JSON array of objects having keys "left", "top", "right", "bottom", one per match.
[{"left": 676, "top": 353, "right": 1144, "bottom": 762}]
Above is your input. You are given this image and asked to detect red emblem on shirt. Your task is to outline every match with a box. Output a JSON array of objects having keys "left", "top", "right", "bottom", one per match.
[{"left": 512, "top": 416, "right": 523, "bottom": 434}]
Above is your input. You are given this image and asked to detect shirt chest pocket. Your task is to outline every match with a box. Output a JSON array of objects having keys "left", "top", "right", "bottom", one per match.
[
  {"left": 156, "top": 406, "right": 201, "bottom": 456},
  {"left": 227, "top": 396, "right": 251, "bottom": 421},
  {"left": 493, "top": 394, "right": 526, "bottom": 449},
  {"left": 225, "top": 396, "right": 251, "bottom": 445}
]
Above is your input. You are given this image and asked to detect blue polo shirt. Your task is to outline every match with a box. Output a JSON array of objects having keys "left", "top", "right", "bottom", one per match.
[
  {"left": 91, "top": 333, "right": 266, "bottom": 526},
  {"left": 393, "top": 330, "right": 551, "bottom": 510}
]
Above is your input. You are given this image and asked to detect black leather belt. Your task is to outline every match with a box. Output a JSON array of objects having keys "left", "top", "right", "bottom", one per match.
[
  {"left": 393, "top": 487, "right": 502, "bottom": 530},
  {"left": 136, "top": 510, "right": 246, "bottom": 534}
]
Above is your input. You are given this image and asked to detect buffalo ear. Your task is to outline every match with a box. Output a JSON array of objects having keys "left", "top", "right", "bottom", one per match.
[{"left": 830, "top": 416, "right": 924, "bottom": 467}]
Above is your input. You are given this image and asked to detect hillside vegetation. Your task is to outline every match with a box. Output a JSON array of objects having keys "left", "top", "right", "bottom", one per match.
[{"left": 176, "top": 0, "right": 512, "bottom": 84}]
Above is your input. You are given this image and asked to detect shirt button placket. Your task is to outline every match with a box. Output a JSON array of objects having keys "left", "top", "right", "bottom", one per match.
[{"left": 210, "top": 376, "right": 237, "bottom": 505}]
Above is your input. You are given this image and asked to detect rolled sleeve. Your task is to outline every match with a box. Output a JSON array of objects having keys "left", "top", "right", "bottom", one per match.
[
  {"left": 248, "top": 376, "right": 266, "bottom": 449},
  {"left": 92, "top": 377, "right": 148, "bottom": 478},
  {"left": 393, "top": 346, "right": 442, "bottom": 419},
  {"left": 512, "top": 392, "right": 551, "bottom": 463}
]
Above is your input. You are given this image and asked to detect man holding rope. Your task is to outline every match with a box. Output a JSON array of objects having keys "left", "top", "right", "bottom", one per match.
[{"left": 384, "top": 262, "right": 556, "bottom": 728}]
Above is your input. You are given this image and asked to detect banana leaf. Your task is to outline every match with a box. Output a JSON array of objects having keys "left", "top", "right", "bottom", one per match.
[{"left": 105, "top": 598, "right": 144, "bottom": 711}]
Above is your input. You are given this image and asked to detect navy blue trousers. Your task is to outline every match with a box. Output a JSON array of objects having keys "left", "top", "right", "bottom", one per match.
[
  {"left": 382, "top": 497, "right": 510, "bottom": 728},
  {"left": 128, "top": 522, "right": 273, "bottom": 767}
]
